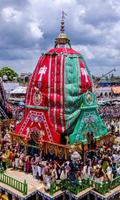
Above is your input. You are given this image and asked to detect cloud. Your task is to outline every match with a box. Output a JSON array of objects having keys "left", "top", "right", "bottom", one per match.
[
  {"left": 0, "top": 0, "right": 119, "bottom": 76},
  {"left": 1, "top": 7, "right": 22, "bottom": 22},
  {"left": 28, "top": 22, "right": 43, "bottom": 39}
]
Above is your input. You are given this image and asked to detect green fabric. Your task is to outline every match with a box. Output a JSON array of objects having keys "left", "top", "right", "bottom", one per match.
[
  {"left": 25, "top": 105, "right": 48, "bottom": 110},
  {"left": 70, "top": 92, "right": 108, "bottom": 144},
  {"left": 102, "top": 161, "right": 109, "bottom": 172},
  {"left": 64, "top": 55, "right": 81, "bottom": 132},
  {"left": 63, "top": 54, "right": 95, "bottom": 135}
]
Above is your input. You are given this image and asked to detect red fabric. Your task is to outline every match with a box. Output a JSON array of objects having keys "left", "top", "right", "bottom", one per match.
[
  {"left": 25, "top": 55, "right": 49, "bottom": 107},
  {"left": 80, "top": 59, "right": 92, "bottom": 93},
  {"left": 49, "top": 48, "right": 80, "bottom": 55},
  {"left": 16, "top": 47, "right": 92, "bottom": 144},
  {"left": 62, "top": 56, "right": 66, "bottom": 131},
  {"left": 56, "top": 55, "right": 61, "bottom": 132},
  {"left": 15, "top": 109, "right": 60, "bottom": 143}
]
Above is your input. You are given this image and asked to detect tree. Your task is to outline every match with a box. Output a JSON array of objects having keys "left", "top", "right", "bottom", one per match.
[{"left": 0, "top": 66, "right": 18, "bottom": 81}]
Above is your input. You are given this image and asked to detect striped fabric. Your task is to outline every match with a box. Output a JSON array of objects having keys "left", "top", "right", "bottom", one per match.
[{"left": 16, "top": 48, "right": 93, "bottom": 143}]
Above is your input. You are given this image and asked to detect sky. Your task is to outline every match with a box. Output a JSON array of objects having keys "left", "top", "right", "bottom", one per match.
[{"left": 0, "top": 0, "right": 120, "bottom": 76}]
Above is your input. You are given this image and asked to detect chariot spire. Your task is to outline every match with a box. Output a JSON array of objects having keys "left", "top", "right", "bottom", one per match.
[{"left": 55, "top": 11, "right": 71, "bottom": 48}]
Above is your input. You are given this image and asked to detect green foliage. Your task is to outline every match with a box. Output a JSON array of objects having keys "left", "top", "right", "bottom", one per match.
[{"left": 0, "top": 66, "right": 18, "bottom": 81}]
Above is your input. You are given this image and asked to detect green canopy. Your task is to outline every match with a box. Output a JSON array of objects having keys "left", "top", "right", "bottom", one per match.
[{"left": 70, "top": 92, "right": 108, "bottom": 144}]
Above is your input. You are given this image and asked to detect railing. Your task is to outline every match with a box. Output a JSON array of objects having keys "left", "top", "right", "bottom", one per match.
[
  {"left": 50, "top": 177, "right": 120, "bottom": 196},
  {"left": 1, "top": 170, "right": 119, "bottom": 197},
  {"left": 67, "top": 179, "right": 90, "bottom": 194},
  {"left": 49, "top": 178, "right": 91, "bottom": 195},
  {"left": 94, "top": 181, "right": 109, "bottom": 195},
  {"left": 93, "top": 176, "right": 120, "bottom": 195},
  {"left": 0, "top": 172, "right": 28, "bottom": 195},
  {"left": 110, "top": 176, "right": 120, "bottom": 189}
]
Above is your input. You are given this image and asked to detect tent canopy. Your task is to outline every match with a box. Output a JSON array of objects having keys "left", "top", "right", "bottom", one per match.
[
  {"left": 10, "top": 86, "right": 27, "bottom": 94},
  {"left": 112, "top": 86, "right": 120, "bottom": 94}
]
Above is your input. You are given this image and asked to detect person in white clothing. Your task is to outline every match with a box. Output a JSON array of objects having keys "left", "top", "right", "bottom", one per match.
[
  {"left": 60, "top": 167, "right": 67, "bottom": 181},
  {"left": 82, "top": 162, "right": 92, "bottom": 179},
  {"left": 106, "top": 165, "right": 113, "bottom": 181},
  {"left": 44, "top": 170, "right": 52, "bottom": 191}
]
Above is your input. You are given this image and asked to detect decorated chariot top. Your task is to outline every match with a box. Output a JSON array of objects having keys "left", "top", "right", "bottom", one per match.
[{"left": 15, "top": 14, "right": 107, "bottom": 145}]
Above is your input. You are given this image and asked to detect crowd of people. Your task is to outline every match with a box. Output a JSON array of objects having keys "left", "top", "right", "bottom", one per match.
[
  {"left": 99, "top": 104, "right": 120, "bottom": 119},
  {"left": 0, "top": 101, "right": 120, "bottom": 193},
  {"left": 98, "top": 104, "right": 120, "bottom": 134},
  {"left": 0, "top": 125, "right": 120, "bottom": 192}
]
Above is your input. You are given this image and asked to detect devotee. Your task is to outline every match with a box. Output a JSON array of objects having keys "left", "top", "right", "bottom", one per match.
[
  {"left": 9, "top": 149, "right": 15, "bottom": 168},
  {"left": 2, "top": 150, "right": 7, "bottom": 171},
  {"left": 106, "top": 164, "right": 113, "bottom": 181},
  {"left": 31, "top": 156, "right": 36, "bottom": 178},
  {"left": 60, "top": 167, "right": 68, "bottom": 181},
  {"left": 68, "top": 168, "right": 78, "bottom": 186},
  {"left": 0, "top": 150, "right": 3, "bottom": 171},
  {"left": 19, "top": 152, "right": 25, "bottom": 171},
  {"left": 94, "top": 165, "right": 105, "bottom": 182},
  {"left": 43, "top": 170, "right": 52, "bottom": 192},
  {"left": 82, "top": 161, "right": 92, "bottom": 179},
  {"left": 3, "top": 131, "right": 11, "bottom": 143},
  {"left": 112, "top": 162, "right": 117, "bottom": 179},
  {"left": 14, "top": 152, "right": 20, "bottom": 170},
  {"left": 37, "top": 161, "right": 43, "bottom": 180},
  {"left": 51, "top": 164, "right": 58, "bottom": 182}
]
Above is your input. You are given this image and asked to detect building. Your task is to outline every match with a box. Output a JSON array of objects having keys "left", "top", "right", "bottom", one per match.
[{"left": 8, "top": 86, "right": 27, "bottom": 104}]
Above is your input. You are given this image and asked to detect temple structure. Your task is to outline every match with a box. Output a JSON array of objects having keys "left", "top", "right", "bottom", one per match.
[{"left": 15, "top": 13, "right": 108, "bottom": 149}]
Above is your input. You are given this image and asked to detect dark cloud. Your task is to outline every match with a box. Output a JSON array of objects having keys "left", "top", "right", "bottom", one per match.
[
  {"left": 0, "top": 48, "right": 34, "bottom": 60},
  {"left": 0, "top": 0, "right": 119, "bottom": 76},
  {"left": 82, "top": 1, "right": 119, "bottom": 25},
  {"left": 0, "top": 0, "right": 29, "bottom": 9}
]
